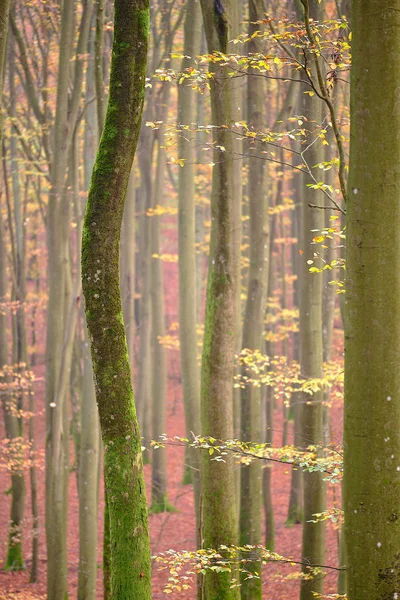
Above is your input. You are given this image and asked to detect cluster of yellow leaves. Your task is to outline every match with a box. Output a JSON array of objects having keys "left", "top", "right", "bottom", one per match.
[
  {"left": 153, "top": 544, "right": 330, "bottom": 595},
  {"left": 158, "top": 333, "right": 180, "bottom": 352},
  {"left": 308, "top": 216, "right": 346, "bottom": 292},
  {"left": 309, "top": 507, "right": 344, "bottom": 527},
  {"left": 158, "top": 322, "right": 204, "bottom": 356},
  {"left": 0, "top": 437, "right": 44, "bottom": 474},
  {"left": 235, "top": 349, "right": 344, "bottom": 405},
  {"left": 151, "top": 253, "right": 178, "bottom": 263},
  {"left": 151, "top": 435, "right": 343, "bottom": 485},
  {"left": 0, "top": 292, "right": 45, "bottom": 316},
  {"left": 0, "top": 594, "right": 45, "bottom": 600},
  {"left": 312, "top": 595, "right": 346, "bottom": 600},
  {"left": 0, "top": 363, "right": 36, "bottom": 396},
  {"left": 146, "top": 204, "right": 178, "bottom": 217},
  {"left": 153, "top": 14, "right": 351, "bottom": 100},
  {"left": 265, "top": 306, "right": 299, "bottom": 343}
]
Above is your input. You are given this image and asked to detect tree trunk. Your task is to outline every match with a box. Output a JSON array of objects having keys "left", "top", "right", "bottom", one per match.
[
  {"left": 344, "top": 2, "right": 400, "bottom": 598},
  {"left": 299, "top": 4, "right": 326, "bottom": 599},
  {"left": 199, "top": 2, "right": 240, "bottom": 598},
  {"left": 286, "top": 117, "right": 303, "bottom": 527},
  {"left": 136, "top": 106, "right": 154, "bottom": 442},
  {"left": 78, "top": 30, "right": 101, "bottom": 598},
  {"left": 4, "top": 25, "right": 26, "bottom": 570},
  {"left": 239, "top": 1, "right": 268, "bottom": 596},
  {"left": 177, "top": 0, "right": 202, "bottom": 517},
  {"left": 45, "top": 1, "right": 93, "bottom": 596},
  {"left": 150, "top": 82, "right": 171, "bottom": 513},
  {"left": 81, "top": 2, "right": 151, "bottom": 598}
]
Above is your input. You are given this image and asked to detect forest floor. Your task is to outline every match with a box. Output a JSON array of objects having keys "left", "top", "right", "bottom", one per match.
[{"left": 0, "top": 264, "right": 344, "bottom": 599}]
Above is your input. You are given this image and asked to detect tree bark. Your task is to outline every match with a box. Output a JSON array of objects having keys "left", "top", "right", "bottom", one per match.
[
  {"left": 4, "top": 22, "right": 26, "bottom": 570},
  {"left": 199, "top": 1, "right": 240, "bottom": 598},
  {"left": 78, "top": 30, "right": 101, "bottom": 598},
  {"left": 344, "top": 2, "right": 400, "bottom": 599},
  {"left": 150, "top": 82, "right": 171, "bottom": 513},
  {"left": 81, "top": 1, "right": 151, "bottom": 598},
  {"left": 177, "top": 0, "right": 202, "bottom": 517},
  {"left": 299, "top": 4, "right": 326, "bottom": 599},
  {"left": 239, "top": 1, "right": 268, "bottom": 596}
]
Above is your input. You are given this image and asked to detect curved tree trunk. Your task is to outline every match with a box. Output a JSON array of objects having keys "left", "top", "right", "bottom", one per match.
[{"left": 81, "top": 2, "right": 151, "bottom": 598}]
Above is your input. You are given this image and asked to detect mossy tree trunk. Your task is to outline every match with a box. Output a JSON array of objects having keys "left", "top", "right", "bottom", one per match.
[
  {"left": 177, "top": 0, "right": 202, "bottom": 515},
  {"left": 344, "top": 2, "right": 400, "bottom": 598},
  {"left": 239, "top": 1, "right": 268, "bottom": 597},
  {"left": 81, "top": 1, "right": 151, "bottom": 599},
  {"left": 199, "top": 1, "right": 240, "bottom": 599}
]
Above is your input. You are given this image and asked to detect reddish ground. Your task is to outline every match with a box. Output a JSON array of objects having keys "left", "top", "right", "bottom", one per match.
[{"left": 0, "top": 258, "right": 344, "bottom": 599}]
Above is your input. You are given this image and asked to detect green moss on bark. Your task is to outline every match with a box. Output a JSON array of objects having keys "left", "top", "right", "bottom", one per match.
[{"left": 81, "top": 1, "right": 151, "bottom": 599}]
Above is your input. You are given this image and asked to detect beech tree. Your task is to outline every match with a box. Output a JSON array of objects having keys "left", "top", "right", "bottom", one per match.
[
  {"left": 177, "top": 0, "right": 202, "bottom": 518},
  {"left": 239, "top": 1, "right": 268, "bottom": 598},
  {"left": 81, "top": 1, "right": 152, "bottom": 598},
  {"left": 344, "top": 1, "right": 400, "bottom": 598},
  {"left": 199, "top": 1, "right": 240, "bottom": 598}
]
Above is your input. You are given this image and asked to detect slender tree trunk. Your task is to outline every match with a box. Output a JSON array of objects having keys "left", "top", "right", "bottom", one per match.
[
  {"left": 150, "top": 82, "right": 171, "bottom": 512},
  {"left": 78, "top": 336, "right": 100, "bottom": 600},
  {"left": 95, "top": 0, "right": 105, "bottom": 134},
  {"left": 230, "top": 0, "right": 243, "bottom": 511},
  {"left": 281, "top": 211, "right": 290, "bottom": 447},
  {"left": 344, "top": 2, "right": 400, "bottom": 599},
  {"left": 321, "top": 105, "right": 338, "bottom": 446},
  {"left": 78, "top": 31, "right": 101, "bottom": 598},
  {"left": 28, "top": 384, "right": 39, "bottom": 582},
  {"left": 239, "top": 2, "right": 268, "bottom": 596},
  {"left": 199, "top": 2, "right": 240, "bottom": 598},
  {"left": 177, "top": 0, "right": 202, "bottom": 518},
  {"left": 45, "top": 1, "right": 93, "bottom": 596},
  {"left": 263, "top": 216, "right": 277, "bottom": 551},
  {"left": 81, "top": 2, "right": 151, "bottom": 598},
  {"left": 287, "top": 164, "right": 303, "bottom": 525},
  {"left": 4, "top": 26, "right": 26, "bottom": 570},
  {"left": 195, "top": 34, "right": 206, "bottom": 325},
  {"left": 298, "top": 5, "right": 326, "bottom": 595},
  {"left": 136, "top": 111, "right": 154, "bottom": 441}
]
